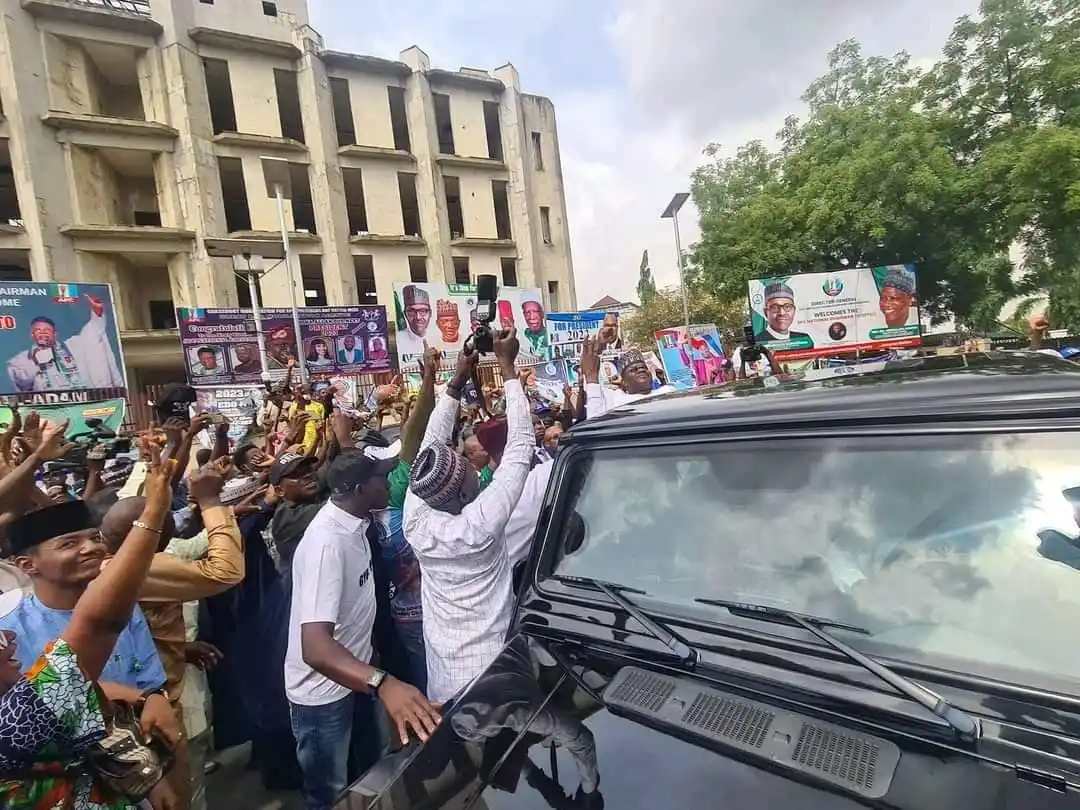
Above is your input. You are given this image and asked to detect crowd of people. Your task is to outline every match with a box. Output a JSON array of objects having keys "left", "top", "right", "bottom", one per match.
[{"left": 0, "top": 325, "right": 674, "bottom": 810}]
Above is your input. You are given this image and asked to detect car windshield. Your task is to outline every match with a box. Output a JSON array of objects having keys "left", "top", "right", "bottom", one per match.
[{"left": 550, "top": 431, "right": 1080, "bottom": 691}]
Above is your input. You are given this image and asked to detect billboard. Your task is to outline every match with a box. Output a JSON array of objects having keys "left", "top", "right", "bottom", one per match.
[
  {"left": 0, "top": 282, "right": 126, "bottom": 403},
  {"left": 393, "top": 283, "right": 547, "bottom": 367},
  {"left": 0, "top": 398, "right": 126, "bottom": 438},
  {"left": 177, "top": 306, "right": 391, "bottom": 386},
  {"left": 747, "top": 265, "right": 921, "bottom": 360}
]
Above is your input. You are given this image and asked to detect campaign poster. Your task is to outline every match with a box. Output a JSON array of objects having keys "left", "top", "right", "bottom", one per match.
[
  {"left": 194, "top": 386, "right": 261, "bottom": 443},
  {"left": 0, "top": 398, "right": 126, "bottom": 437},
  {"left": 393, "top": 283, "right": 547, "bottom": 367},
  {"left": 654, "top": 327, "right": 695, "bottom": 391},
  {"left": 524, "top": 358, "right": 570, "bottom": 405},
  {"left": 0, "top": 281, "right": 126, "bottom": 403},
  {"left": 177, "top": 306, "right": 391, "bottom": 386},
  {"left": 747, "top": 265, "right": 921, "bottom": 361}
]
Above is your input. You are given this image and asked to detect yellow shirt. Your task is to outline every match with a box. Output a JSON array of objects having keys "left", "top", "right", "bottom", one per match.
[{"left": 288, "top": 400, "right": 325, "bottom": 454}]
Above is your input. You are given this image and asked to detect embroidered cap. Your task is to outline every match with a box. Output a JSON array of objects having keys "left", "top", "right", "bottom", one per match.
[
  {"left": 8, "top": 500, "right": 96, "bottom": 556},
  {"left": 616, "top": 348, "right": 648, "bottom": 374},
  {"left": 409, "top": 444, "right": 469, "bottom": 508},
  {"left": 881, "top": 266, "right": 916, "bottom": 296}
]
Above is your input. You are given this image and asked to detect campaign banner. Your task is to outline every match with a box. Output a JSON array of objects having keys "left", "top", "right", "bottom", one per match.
[
  {"left": 747, "top": 265, "right": 921, "bottom": 361},
  {"left": 0, "top": 398, "right": 126, "bottom": 438},
  {"left": 177, "top": 306, "right": 391, "bottom": 386},
  {"left": 0, "top": 282, "right": 126, "bottom": 404},
  {"left": 194, "top": 386, "right": 261, "bottom": 444},
  {"left": 393, "top": 283, "right": 547, "bottom": 367}
]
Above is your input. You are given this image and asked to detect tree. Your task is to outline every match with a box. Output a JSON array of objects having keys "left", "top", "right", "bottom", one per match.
[
  {"left": 621, "top": 286, "right": 747, "bottom": 347},
  {"left": 636, "top": 249, "right": 657, "bottom": 304},
  {"left": 690, "top": 3, "right": 1080, "bottom": 331}
]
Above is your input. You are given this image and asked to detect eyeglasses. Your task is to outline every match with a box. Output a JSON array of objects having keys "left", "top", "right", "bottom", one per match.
[{"left": 766, "top": 303, "right": 795, "bottom": 314}]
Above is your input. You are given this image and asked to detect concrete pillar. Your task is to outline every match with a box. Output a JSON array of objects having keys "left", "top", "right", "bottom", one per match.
[
  {"left": 399, "top": 46, "right": 452, "bottom": 285},
  {"left": 296, "top": 31, "right": 352, "bottom": 305},
  {"left": 492, "top": 63, "right": 540, "bottom": 289},
  {"left": 0, "top": 1, "right": 82, "bottom": 281}
]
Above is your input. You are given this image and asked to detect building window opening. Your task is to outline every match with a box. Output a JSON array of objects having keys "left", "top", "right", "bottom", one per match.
[
  {"left": 149, "top": 300, "right": 177, "bottom": 330},
  {"left": 274, "top": 69, "right": 305, "bottom": 143},
  {"left": 483, "top": 101, "right": 503, "bottom": 161},
  {"left": 540, "top": 206, "right": 552, "bottom": 244},
  {"left": 217, "top": 157, "right": 252, "bottom": 232},
  {"left": 398, "top": 172, "right": 421, "bottom": 237},
  {"left": 289, "top": 163, "right": 317, "bottom": 233},
  {"left": 300, "top": 256, "right": 327, "bottom": 306},
  {"left": 203, "top": 58, "right": 238, "bottom": 134},
  {"left": 262, "top": 1, "right": 277, "bottom": 16},
  {"left": 235, "top": 274, "right": 263, "bottom": 308},
  {"left": 408, "top": 256, "right": 427, "bottom": 283},
  {"left": 500, "top": 257, "right": 518, "bottom": 287},
  {"left": 387, "top": 86, "right": 411, "bottom": 152},
  {"left": 453, "top": 256, "right": 470, "bottom": 285},
  {"left": 444, "top": 176, "right": 464, "bottom": 237},
  {"left": 548, "top": 280, "right": 560, "bottom": 312},
  {"left": 432, "top": 93, "right": 454, "bottom": 154},
  {"left": 342, "top": 167, "right": 369, "bottom": 234},
  {"left": 531, "top": 131, "right": 544, "bottom": 171},
  {"left": 0, "top": 143, "right": 21, "bottom": 225},
  {"left": 329, "top": 77, "right": 355, "bottom": 146},
  {"left": 353, "top": 255, "right": 377, "bottom": 302},
  {"left": 492, "top": 180, "right": 511, "bottom": 240}
]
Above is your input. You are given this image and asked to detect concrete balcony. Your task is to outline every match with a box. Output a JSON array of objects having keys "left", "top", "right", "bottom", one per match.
[
  {"left": 450, "top": 237, "right": 516, "bottom": 250},
  {"left": 20, "top": 0, "right": 161, "bottom": 35},
  {"left": 349, "top": 233, "right": 425, "bottom": 248},
  {"left": 337, "top": 145, "right": 415, "bottom": 166},
  {"left": 0, "top": 222, "right": 29, "bottom": 252},
  {"left": 59, "top": 224, "right": 195, "bottom": 255},
  {"left": 435, "top": 154, "right": 508, "bottom": 173},
  {"left": 42, "top": 113, "right": 177, "bottom": 153},
  {"left": 212, "top": 132, "right": 309, "bottom": 158}
]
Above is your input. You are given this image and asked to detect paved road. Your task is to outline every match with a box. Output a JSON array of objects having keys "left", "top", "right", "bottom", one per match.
[{"left": 205, "top": 744, "right": 303, "bottom": 810}]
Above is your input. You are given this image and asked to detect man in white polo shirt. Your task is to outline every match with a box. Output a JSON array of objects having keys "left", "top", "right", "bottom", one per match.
[{"left": 285, "top": 451, "right": 442, "bottom": 810}]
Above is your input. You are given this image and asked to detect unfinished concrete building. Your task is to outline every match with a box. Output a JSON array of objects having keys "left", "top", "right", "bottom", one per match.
[{"left": 0, "top": 0, "right": 577, "bottom": 387}]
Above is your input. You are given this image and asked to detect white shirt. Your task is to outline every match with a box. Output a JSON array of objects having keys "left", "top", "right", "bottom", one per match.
[
  {"left": 404, "top": 379, "right": 533, "bottom": 703},
  {"left": 396, "top": 328, "right": 429, "bottom": 364},
  {"left": 584, "top": 383, "right": 676, "bottom": 419},
  {"left": 285, "top": 501, "right": 377, "bottom": 706},
  {"left": 503, "top": 458, "right": 554, "bottom": 568},
  {"left": 730, "top": 347, "right": 772, "bottom": 378}
]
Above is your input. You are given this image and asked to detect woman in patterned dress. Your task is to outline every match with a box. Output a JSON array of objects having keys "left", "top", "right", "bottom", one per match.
[{"left": 0, "top": 438, "right": 179, "bottom": 809}]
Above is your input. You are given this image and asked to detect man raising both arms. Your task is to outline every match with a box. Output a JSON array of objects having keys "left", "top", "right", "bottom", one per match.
[{"left": 404, "top": 328, "right": 534, "bottom": 703}]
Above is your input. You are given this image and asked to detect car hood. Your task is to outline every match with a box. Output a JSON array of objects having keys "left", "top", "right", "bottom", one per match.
[{"left": 335, "top": 633, "right": 1074, "bottom": 810}]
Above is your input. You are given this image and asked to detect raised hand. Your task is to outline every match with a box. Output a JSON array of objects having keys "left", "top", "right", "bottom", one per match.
[{"left": 37, "top": 419, "right": 78, "bottom": 462}]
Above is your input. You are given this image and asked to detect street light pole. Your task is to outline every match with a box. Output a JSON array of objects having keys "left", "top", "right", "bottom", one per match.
[
  {"left": 272, "top": 182, "right": 307, "bottom": 384},
  {"left": 236, "top": 254, "right": 272, "bottom": 382},
  {"left": 661, "top": 192, "right": 691, "bottom": 329}
]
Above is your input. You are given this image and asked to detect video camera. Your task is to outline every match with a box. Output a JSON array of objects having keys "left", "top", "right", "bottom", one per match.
[
  {"left": 741, "top": 325, "right": 763, "bottom": 363},
  {"left": 465, "top": 274, "right": 499, "bottom": 355},
  {"left": 42, "top": 417, "right": 132, "bottom": 473}
]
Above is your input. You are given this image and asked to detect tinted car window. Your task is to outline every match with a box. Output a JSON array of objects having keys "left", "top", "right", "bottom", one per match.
[{"left": 551, "top": 432, "right": 1080, "bottom": 690}]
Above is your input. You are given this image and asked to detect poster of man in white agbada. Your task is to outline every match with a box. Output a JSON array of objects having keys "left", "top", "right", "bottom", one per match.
[{"left": 2, "top": 282, "right": 126, "bottom": 397}]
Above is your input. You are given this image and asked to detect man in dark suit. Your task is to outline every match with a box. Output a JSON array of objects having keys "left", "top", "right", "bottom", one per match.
[{"left": 755, "top": 281, "right": 812, "bottom": 346}]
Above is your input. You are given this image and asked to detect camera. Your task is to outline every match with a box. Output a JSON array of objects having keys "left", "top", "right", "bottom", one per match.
[
  {"left": 741, "top": 324, "right": 763, "bottom": 363},
  {"left": 466, "top": 274, "right": 499, "bottom": 355}
]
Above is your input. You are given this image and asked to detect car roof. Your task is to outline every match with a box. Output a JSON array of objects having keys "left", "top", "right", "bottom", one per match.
[{"left": 567, "top": 351, "right": 1080, "bottom": 440}]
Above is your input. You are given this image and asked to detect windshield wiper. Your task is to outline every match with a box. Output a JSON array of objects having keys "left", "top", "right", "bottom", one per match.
[
  {"left": 553, "top": 575, "right": 699, "bottom": 667},
  {"left": 695, "top": 597, "right": 980, "bottom": 742}
]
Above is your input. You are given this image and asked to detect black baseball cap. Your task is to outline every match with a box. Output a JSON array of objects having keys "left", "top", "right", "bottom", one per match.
[
  {"left": 326, "top": 451, "right": 397, "bottom": 496},
  {"left": 269, "top": 452, "right": 316, "bottom": 485}
]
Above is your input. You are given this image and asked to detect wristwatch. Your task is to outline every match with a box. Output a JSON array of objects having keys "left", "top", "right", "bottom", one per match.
[
  {"left": 135, "top": 687, "right": 169, "bottom": 714},
  {"left": 367, "top": 668, "right": 386, "bottom": 693}
]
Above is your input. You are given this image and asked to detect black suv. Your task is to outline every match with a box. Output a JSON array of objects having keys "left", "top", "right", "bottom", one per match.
[{"left": 338, "top": 352, "right": 1080, "bottom": 809}]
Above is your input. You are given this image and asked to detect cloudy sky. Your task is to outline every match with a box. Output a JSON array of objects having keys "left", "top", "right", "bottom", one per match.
[{"left": 309, "top": 0, "right": 980, "bottom": 309}]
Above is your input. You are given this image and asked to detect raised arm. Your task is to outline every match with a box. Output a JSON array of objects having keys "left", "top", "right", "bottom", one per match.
[
  {"left": 463, "top": 329, "right": 532, "bottom": 536},
  {"left": 418, "top": 347, "right": 478, "bottom": 455},
  {"left": 401, "top": 343, "right": 440, "bottom": 465},
  {"left": 64, "top": 439, "right": 176, "bottom": 681}
]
